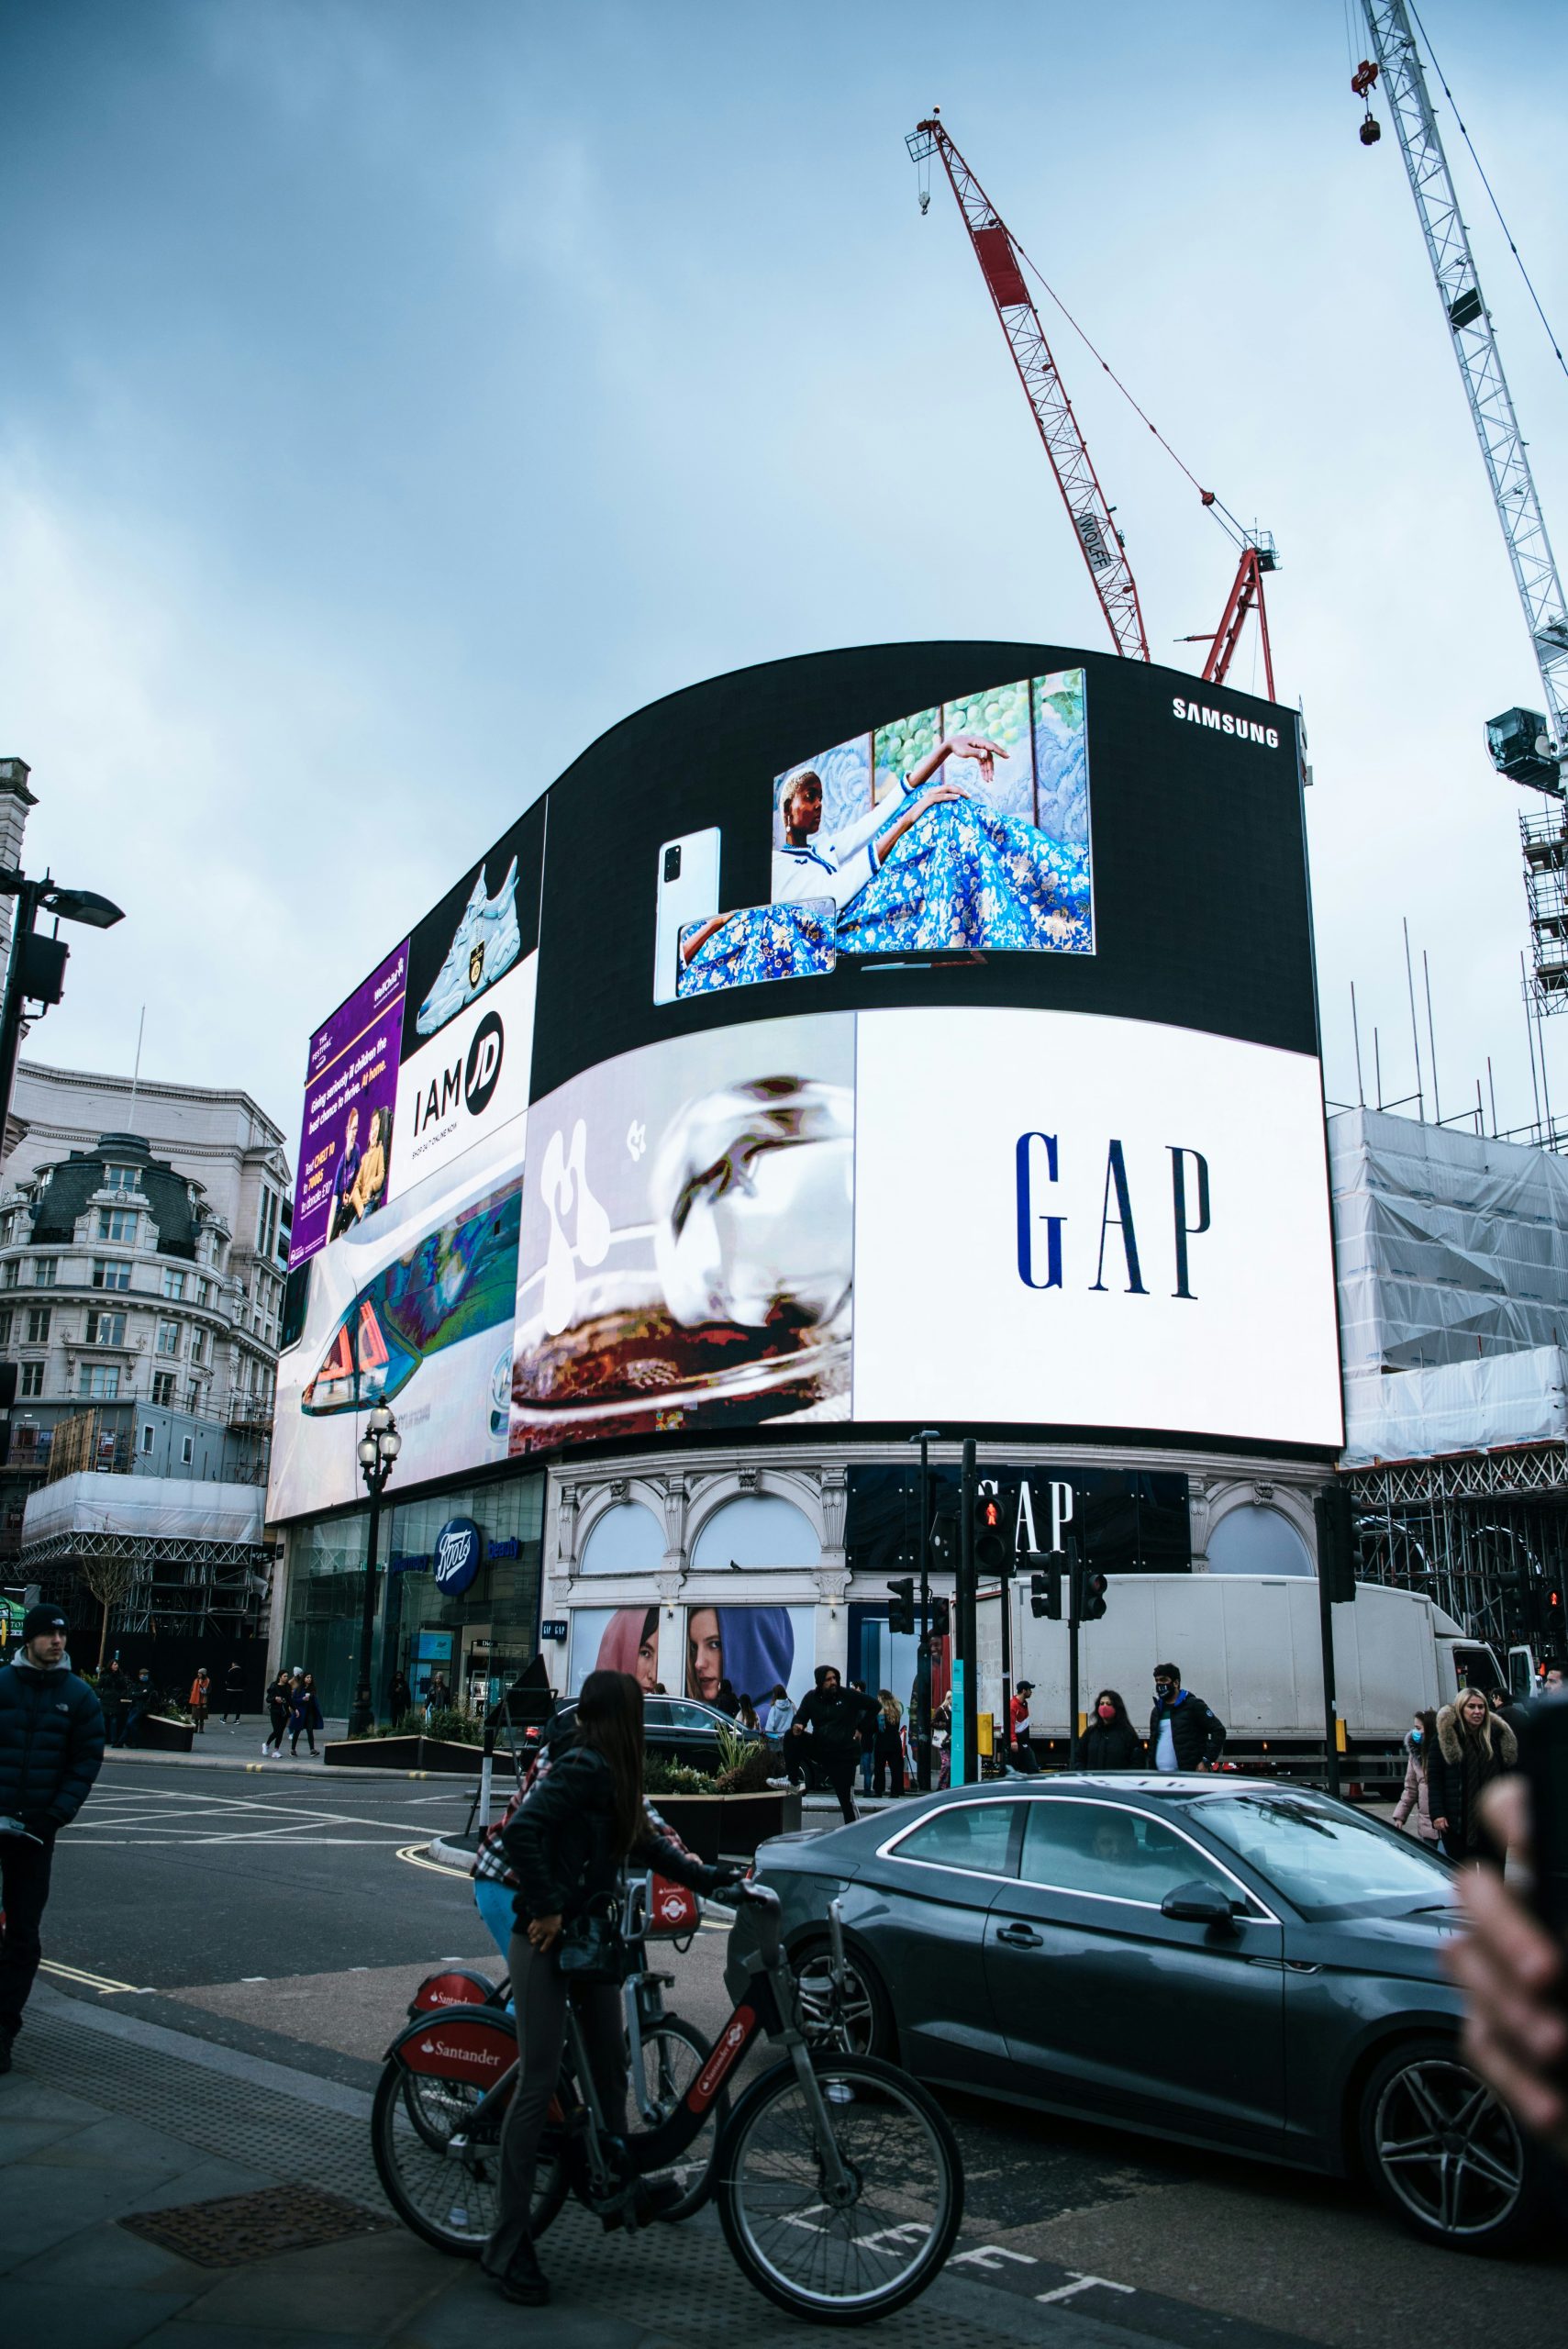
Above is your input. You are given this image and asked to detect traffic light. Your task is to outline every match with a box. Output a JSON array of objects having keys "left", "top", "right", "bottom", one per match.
[
  {"left": 929, "top": 1488, "right": 961, "bottom": 1570},
  {"left": 1314, "top": 1485, "right": 1358, "bottom": 1605},
  {"left": 886, "top": 1576, "right": 916, "bottom": 1636},
  {"left": 1530, "top": 1579, "right": 1563, "bottom": 1651},
  {"left": 1028, "top": 1551, "right": 1064, "bottom": 1619},
  {"left": 975, "top": 1487, "right": 1010, "bottom": 1576},
  {"left": 929, "top": 1595, "right": 951, "bottom": 1640},
  {"left": 1074, "top": 1564, "right": 1109, "bottom": 1622}
]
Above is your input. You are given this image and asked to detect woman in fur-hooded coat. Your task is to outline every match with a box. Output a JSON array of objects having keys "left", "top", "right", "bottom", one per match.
[{"left": 1430, "top": 1688, "right": 1518, "bottom": 1860}]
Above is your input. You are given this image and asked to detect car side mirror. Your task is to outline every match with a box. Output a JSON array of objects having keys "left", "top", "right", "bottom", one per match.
[{"left": 1161, "top": 1879, "right": 1240, "bottom": 1929}]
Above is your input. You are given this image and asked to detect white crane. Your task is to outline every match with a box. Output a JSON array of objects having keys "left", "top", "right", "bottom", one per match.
[
  {"left": 1356, "top": 1, "right": 1568, "bottom": 1016},
  {"left": 1357, "top": 3, "right": 1567, "bottom": 807}
]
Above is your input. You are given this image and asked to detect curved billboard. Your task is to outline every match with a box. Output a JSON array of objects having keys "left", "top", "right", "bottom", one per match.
[{"left": 268, "top": 641, "right": 1340, "bottom": 1520}]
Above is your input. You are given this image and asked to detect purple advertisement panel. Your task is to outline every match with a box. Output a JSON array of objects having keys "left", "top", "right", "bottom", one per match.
[{"left": 288, "top": 941, "right": 409, "bottom": 1270}]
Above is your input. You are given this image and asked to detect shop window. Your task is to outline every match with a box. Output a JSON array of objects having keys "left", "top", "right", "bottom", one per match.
[
  {"left": 690, "top": 1494, "right": 818, "bottom": 1572},
  {"left": 579, "top": 1500, "right": 665, "bottom": 1578},
  {"left": 1206, "top": 1503, "right": 1312, "bottom": 1578}
]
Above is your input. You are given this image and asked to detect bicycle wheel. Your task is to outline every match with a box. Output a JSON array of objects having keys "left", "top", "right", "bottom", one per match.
[
  {"left": 717, "top": 2051, "right": 962, "bottom": 2323},
  {"left": 371, "top": 2060, "right": 569, "bottom": 2258},
  {"left": 628, "top": 2014, "right": 726, "bottom": 2221}
]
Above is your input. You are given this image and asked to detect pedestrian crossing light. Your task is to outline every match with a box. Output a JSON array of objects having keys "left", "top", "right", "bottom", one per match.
[
  {"left": 975, "top": 1489, "right": 1010, "bottom": 1576},
  {"left": 887, "top": 1575, "right": 916, "bottom": 1636}
]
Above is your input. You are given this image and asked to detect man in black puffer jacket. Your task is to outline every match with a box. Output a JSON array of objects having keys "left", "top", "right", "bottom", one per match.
[{"left": 0, "top": 1604, "right": 105, "bottom": 2069}]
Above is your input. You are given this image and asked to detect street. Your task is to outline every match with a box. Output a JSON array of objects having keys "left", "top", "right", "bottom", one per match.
[{"left": 17, "top": 1752, "right": 1564, "bottom": 2347}]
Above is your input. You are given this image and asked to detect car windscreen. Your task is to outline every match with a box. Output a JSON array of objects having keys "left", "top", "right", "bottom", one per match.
[{"left": 1193, "top": 1794, "right": 1452, "bottom": 1920}]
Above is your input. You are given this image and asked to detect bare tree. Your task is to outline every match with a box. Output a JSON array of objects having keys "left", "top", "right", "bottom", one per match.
[{"left": 74, "top": 1554, "right": 143, "bottom": 1670}]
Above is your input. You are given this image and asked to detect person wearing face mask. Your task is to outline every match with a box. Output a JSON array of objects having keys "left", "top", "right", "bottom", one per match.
[
  {"left": 1391, "top": 1708, "right": 1441, "bottom": 1845},
  {"left": 1077, "top": 1689, "right": 1144, "bottom": 1771},
  {"left": 1148, "top": 1664, "right": 1226, "bottom": 1774}
]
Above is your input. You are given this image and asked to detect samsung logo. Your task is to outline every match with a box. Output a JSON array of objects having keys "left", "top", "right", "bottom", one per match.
[{"left": 1173, "top": 696, "right": 1280, "bottom": 749}]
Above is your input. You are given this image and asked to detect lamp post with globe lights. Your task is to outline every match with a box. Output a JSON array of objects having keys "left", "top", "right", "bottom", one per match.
[{"left": 348, "top": 1404, "right": 401, "bottom": 1738}]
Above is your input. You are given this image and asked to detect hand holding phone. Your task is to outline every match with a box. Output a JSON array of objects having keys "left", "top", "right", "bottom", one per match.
[{"left": 1443, "top": 1706, "right": 1568, "bottom": 2153}]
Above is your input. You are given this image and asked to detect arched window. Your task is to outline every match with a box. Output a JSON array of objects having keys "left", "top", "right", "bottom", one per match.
[
  {"left": 690, "top": 1495, "right": 818, "bottom": 1573},
  {"left": 1207, "top": 1503, "right": 1312, "bottom": 1578},
  {"left": 579, "top": 1500, "right": 664, "bottom": 1578}
]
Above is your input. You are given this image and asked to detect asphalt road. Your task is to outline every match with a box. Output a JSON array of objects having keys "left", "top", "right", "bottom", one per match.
[{"left": 31, "top": 1758, "right": 1568, "bottom": 2347}]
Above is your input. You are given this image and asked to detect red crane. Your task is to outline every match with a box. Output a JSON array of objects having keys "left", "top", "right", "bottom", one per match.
[{"left": 907, "top": 111, "right": 1275, "bottom": 694}]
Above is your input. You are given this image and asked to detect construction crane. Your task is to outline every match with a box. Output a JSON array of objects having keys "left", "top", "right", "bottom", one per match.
[
  {"left": 906, "top": 109, "right": 1278, "bottom": 695},
  {"left": 1355, "top": 4, "right": 1568, "bottom": 801},
  {"left": 1353, "top": 4, "right": 1568, "bottom": 1016}
]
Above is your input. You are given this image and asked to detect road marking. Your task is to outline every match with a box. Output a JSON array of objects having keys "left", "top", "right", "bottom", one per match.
[
  {"left": 39, "top": 1957, "right": 149, "bottom": 1995},
  {"left": 396, "top": 1842, "right": 465, "bottom": 1876},
  {"left": 1037, "top": 2274, "right": 1136, "bottom": 2306},
  {"left": 952, "top": 2247, "right": 1038, "bottom": 2272}
]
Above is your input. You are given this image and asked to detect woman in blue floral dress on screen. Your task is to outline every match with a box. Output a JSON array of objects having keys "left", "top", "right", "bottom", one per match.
[{"left": 773, "top": 732, "right": 1091, "bottom": 957}]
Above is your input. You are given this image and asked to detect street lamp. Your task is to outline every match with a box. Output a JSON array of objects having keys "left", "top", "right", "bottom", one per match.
[
  {"left": 0, "top": 860, "right": 127, "bottom": 1154},
  {"left": 348, "top": 1403, "right": 401, "bottom": 1739},
  {"left": 906, "top": 1429, "right": 940, "bottom": 1792}
]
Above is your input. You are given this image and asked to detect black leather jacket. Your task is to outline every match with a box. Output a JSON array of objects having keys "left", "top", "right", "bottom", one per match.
[{"left": 500, "top": 1745, "right": 722, "bottom": 1928}]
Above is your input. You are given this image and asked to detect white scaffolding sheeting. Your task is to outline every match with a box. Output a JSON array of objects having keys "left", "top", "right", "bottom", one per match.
[
  {"left": 21, "top": 1473, "right": 265, "bottom": 1548},
  {"left": 1330, "top": 1108, "right": 1568, "bottom": 1461}
]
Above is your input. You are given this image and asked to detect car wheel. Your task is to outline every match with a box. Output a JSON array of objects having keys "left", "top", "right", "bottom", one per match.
[
  {"left": 791, "top": 1939, "right": 894, "bottom": 2057},
  {"left": 1357, "top": 2035, "right": 1541, "bottom": 2254}
]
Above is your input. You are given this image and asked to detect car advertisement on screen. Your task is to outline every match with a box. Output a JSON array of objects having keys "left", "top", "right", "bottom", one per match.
[
  {"left": 509, "top": 1012, "right": 854, "bottom": 1457},
  {"left": 288, "top": 941, "right": 409, "bottom": 1271},
  {"left": 389, "top": 949, "right": 537, "bottom": 1205},
  {"left": 269, "top": 1119, "right": 525, "bottom": 1520},
  {"left": 851, "top": 1006, "right": 1342, "bottom": 1446},
  {"left": 771, "top": 670, "right": 1091, "bottom": 955}
]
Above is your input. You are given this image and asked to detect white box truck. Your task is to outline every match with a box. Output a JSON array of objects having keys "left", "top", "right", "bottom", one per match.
[{"left": 974, "top": 1575, "right": 1507, "bottom": 1780}]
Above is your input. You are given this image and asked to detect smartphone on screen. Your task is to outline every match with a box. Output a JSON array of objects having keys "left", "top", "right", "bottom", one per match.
[{"left": 653, "top": 828, "right": 720, "bottom": 1006}]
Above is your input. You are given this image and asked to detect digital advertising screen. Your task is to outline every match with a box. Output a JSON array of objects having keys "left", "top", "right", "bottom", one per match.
[{"left": 271, "top": 641, "right": 1340, "bottom": 1526}]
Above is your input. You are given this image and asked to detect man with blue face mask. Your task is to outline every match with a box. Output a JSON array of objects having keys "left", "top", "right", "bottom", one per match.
[{"left": 1149, "top": 1663, "right": 1226, "bottom": 1775}]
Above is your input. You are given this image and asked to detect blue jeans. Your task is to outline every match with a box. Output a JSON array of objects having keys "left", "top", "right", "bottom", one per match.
[{"left": 473, "top": 1879, "right": 516, "bottom": 1966}]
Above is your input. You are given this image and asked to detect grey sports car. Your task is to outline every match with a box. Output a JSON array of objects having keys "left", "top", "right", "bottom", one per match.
[{"left": 725, "top": 1775, "right": 1546, "bottom": 2254}]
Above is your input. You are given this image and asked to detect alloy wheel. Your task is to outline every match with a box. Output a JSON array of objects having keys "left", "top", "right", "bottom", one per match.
[{"left": 1373, "top": 2055, "right": 1525, "bottom": 2241}]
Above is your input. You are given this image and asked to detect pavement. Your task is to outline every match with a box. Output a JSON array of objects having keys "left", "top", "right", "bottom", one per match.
[
  {"left": 1, "top": 1977, "right": 1341, "bottom": 2349},
  {"left": 14, "top": 1748, "right": 1563, "bottom": 2347}
]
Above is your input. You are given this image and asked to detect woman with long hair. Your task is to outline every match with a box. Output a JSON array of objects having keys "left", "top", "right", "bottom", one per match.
[
  {"left": 1392, "top": 1708, "right": 1441, "bottom": 1845},
  {"left": 1077, "top": 1689, "right": 1143, "bottom": 1771},
  {"left": 873, "top": 1690, "right": 906, "bottom": 1797},
  {"left": 1431, "top": 1687, "right": 1518, "bottom": 1860},
  {"left": 485, "top": 1670, "right": 733, "bottom": 2306}
]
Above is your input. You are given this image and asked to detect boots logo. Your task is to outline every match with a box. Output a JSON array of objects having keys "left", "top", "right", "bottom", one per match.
[{"left": 433, "top": 1516, "right": 484, "bottom": 1596}]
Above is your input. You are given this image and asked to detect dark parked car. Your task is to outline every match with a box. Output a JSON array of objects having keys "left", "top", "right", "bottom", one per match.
[
  {"left": 726, "top": 1774, "right": 1544, "bottom": 2253},
  {"left": 549, "top": 1694, "right": 761, "bottom": 1775}
]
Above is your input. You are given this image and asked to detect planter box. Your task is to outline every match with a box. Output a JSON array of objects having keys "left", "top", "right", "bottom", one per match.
[
  {"left": 323, "top": 1734, "right": 480, "bottom": 1774},
  {"left": 133, "top": 1712, "right": 195, "bottom": 1754},
  {"left": 652, "top": 1787, "right": 802, "bottom": 1864}
]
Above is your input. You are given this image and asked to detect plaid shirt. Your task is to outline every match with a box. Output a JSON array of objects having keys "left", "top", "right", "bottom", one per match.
[{"left": 470, "top": 1754, "right": 692, "bottom": 1887}]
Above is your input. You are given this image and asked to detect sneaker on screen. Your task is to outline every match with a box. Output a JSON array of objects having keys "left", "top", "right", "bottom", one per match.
[{"left": 417, "top": 857, "right": 522, "bottom": 1034}]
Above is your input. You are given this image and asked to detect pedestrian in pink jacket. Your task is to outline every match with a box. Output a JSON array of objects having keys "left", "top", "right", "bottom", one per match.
[{"left": 1391, "top": 1709, "right": 1441, "bottom": 1845}]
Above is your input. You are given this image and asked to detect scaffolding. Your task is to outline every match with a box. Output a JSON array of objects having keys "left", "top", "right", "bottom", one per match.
[
  {"left": 1345, "top": 1443, "right": 1568, "bottom": 1653},
  {"left": 1521, "top": 807, "right": 1568, "bottom": 1008}
]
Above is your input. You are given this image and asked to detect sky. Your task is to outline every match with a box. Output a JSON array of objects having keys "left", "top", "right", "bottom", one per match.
[{"left": 4, "top": 0, "right": 1565, "bottom": 1166}]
